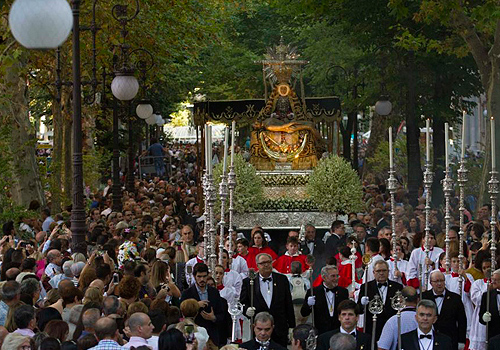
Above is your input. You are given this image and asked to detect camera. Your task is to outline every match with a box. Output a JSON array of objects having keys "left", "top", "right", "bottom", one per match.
[{"left": 113, "top": 273, "right": 120, "bottom": 284}]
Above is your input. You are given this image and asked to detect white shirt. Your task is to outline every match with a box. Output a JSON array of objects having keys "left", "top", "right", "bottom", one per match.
[
  {"left": 417, "top": 328, "right": 434, "bottom": 350},
  {"left": 362, "top": 254, "right": 385, "bottom": 283},
  {"left": 231, "top": 255, "right": 249, "bottom": 279},
  {"left": 324, "top": 284, "right": 336, "bottom": 317},
  {"left": 147, "top": 335, "right": 159, "bottom": 350},
  {"left": 433, "top": 290, "right": 446, "bottom": 314},
  {"left": 45, "top": 263, "right": 62, "bottom": 278},
  {"left": 407, "top": 247, "right": 444, "bottom": 288},
  {"left": 259, "top": 274, "right": 273, "bottom": 308},
  {"left": 339, "top": 326, "right": 356, "bottom": 336}
]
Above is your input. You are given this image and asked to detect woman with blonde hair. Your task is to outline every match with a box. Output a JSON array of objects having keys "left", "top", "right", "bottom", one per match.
[
  {"left": 1, "top": 333, "right": 30, "bottom": 350},
  {"left": 83, "top": 287, "right": 103, "bottom": 304},
  {"left": 150, "top": 260, "right": 181, "bottom": 298},
  {"left": 4, "top": 301, "right": 23, "bottom": 332}
]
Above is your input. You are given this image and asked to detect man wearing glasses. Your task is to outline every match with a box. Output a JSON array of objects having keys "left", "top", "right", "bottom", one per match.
[
  {"left": 357, "top": 260, "right": 402, "bottom": 340},
  {"left": 422, "top": 270, "right": 466, "bottom": 350},
  {"left": 240, "top": 253, "right": 296, "bottom": 347}
]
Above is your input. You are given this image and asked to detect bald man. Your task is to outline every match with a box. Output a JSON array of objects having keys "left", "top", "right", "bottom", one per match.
[
  {"left": 93, "top": 317, "right": 121, "bottom": 349},
  {"left": 421, "top": 270, "right": 466, "bottom": 350},
  {"left": 123, "top": 312, "right": 154, "bottom": 349}
]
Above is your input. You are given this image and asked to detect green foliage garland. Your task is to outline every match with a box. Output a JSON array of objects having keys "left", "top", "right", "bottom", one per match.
[
  {"left": 213, "top": 153, "right": 264, "bottom": 213},
  {"left": 307, "top": 155, "right": 363, "bottom": 213}
]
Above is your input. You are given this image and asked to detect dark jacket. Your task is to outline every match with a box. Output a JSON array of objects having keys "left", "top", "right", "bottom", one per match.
[
  {"left": 401, "top": 329, "right": 453, "bottom": 350},
  {"left": 240, "top": 339, "right": 287, "bottom": 350},
  {"left": 480, "top": 289, "right": 500, "bottom": 340},
  {"left": 240, "top": 272, "right": 296, "bottom": 347},
  {"left": 317, "top": 328, "right": 371, "bottom": 350},
  {"left": 300, "top": 285, "right": 349, "bottom": 334},
  {"left": 180, "top": 284, "right": 226, "bottom": 346},
  {"left": 422, "top": 289, "right": 467, "bottom": 350}
]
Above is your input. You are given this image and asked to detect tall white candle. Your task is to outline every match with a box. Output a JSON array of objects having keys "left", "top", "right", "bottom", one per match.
[
  {"left": 461, "top": 110, "right": 466, "bottom": 160},
  {"left": 426, "top": 119, "right": 430, "bottom": 163},
  {"left": 222, "top": 127, "right": 229, "bottom": 174},
  {"left": 389, "top": 127, "right": 393, "bottom": 169},
  {"left": 230, "top": 121, "right": 236, "bottom": 167},
  {"left": 445, "top": 122, "right": 449, "bottom": 170},
  {"left": 492, "top": 117, "right": 496, "bottom": 171}
]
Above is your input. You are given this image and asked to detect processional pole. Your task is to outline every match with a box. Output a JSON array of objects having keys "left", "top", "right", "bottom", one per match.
[
  {"left": 227, "top": 121, "right": 237, "bottom": 258},
  {"left": 422, "top": 118, "right": 434, "bottom": 291},
  {"left": 457, "top": 111, "right": 468, "bottom": 296},
  {"left": 204, "top": 125, "right": 217, "bottom": 275},
  {"left": 218, "top": 127, "right": 229, "bottom": 265},
  {"left": 388, "top": 127, "right": 398, "bottom": 272},
  {"left": 391, "top": 291, "right": 406, "bottom": 350},
  {"left": 443, "top": 123, "right": 453, "bottom": 274},
  {"left": 202, "top": 125, "right": 211, "bottom": 261}
]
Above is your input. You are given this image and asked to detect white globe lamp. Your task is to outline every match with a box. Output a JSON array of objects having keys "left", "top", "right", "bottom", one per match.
[
  {"left": 9, "top": 0, "right": 73, "bottom": 49},
  {"left": 111, "top": 73, "right": 139, "bottom": 101},
  {"left": 375, "top": 97, "right": 392, "bottom": 116},
  {"left": 145, "top": 114, "right": 157, "bottom": 125},
  {"left": 136, "top": 103, "right": 153, "bottom": 120}
]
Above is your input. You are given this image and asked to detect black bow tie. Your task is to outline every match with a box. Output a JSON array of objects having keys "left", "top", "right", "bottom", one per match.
[
  {"left": 307, "top": 240, "right": 315, "bottom": 244},
  {"left": 377, "top": 282, "right": 388, "bottom": 288},
  {"left": 325, "top": 287, "right": 337, "bottom": 293},
  {"left": 262, "top": 277, "right": 272, "bottom": 283},
  {"left": 350, "top": 331, "right": 356, "bottom": 336},
  {"left": 257, "top": 340, "right": 270, "bottom": 347},
  {"left": 435, "top": 294, "right": 444, "bottom": 298},
  {"left": 419, "top": 334, "right": 432, "bottom": 339}
]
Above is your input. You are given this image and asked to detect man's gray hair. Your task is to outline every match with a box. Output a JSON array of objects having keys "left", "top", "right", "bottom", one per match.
[
  {"left": 103, "top": 296, "right": 121, "bottom": 316},
  {"left": 254, "top": 311, "right": 274, "bottom": 325},
  {"left": 1, "top": 281, "right": 20, "bottom": 301},
  {"left": 321, "top": 265, "right": 338, "bottom": 278},
  {"left": 255, "top": 253, "right": 272, "bottom": 264},
  {"left": 373, "top": 259, "right": 389, "bottom": 270},
  {"left": 329, "top": 332, "right": 356, "bottom": 350},
  {"left": 62, "top": 261, "right": 74, "bottom": 277},
  {"left": 82, "top": 308, "right": 101, "bottom": 329},
  {"left": 20, "top": 278, "right": 40, "bottom": 296},
  {"left": 492, "top": 268, "right": 500, "bottom": 277},
  {"left": 417, "top": 299, "right": 438, "bottom": 316}
]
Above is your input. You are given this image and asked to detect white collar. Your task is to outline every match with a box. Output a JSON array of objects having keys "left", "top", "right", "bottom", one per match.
[
  {"left": 285, "top": 252, "right": 299, "bottom": 257},
  {"left": 340, "top": 327, "right": 356, "bottom": 335},
  {"left": 433, "top": 290, "right": 446, "bottom": 297},
  {"left": 417, "top": 327, "right": 433, "bottom": 337}
]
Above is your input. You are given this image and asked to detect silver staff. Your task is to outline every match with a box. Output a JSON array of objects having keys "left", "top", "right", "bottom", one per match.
[
  {"left": 442, "top": 165, "right": 453, "bottom": 274},
  {"left": 388, "top": 165, "right": 398, "bottom": 271},
  {"left": 488, "top": 169, "right": 498, "bottom": 271},
  {"left": 369, "top": 295, "right": 384, "bottom": 350},
  {"left": 249, "top": 268, "right": 257, "bottom": 339},
  {"left": 218, "top": 128, "right": 229, "bottom": 265},
  {"left": 483, "top": 277, "right": 492, "bottom": 345},
  {"left": 391, "top": 290, "right": 407, "bottom": 350},
  {"left": 457, "top": 156, "right": 468, "bottom": 296},
  {"left": 423, "top": 158, "right": 434, "bottom": 291},
  {"left": 348, "top": 244, "right": 358, "bottom": 294},
  {"left": 207, "top": 175, "right": 217, "bottom": 274},
  {"left": 202, "top": 172, "right": 209, "bottom": 261},
  {"left": 228, "top": 302, "right": 244, "bottom": 343},
  {"left": 362, "top": 254, "right": 372, "bottom": 333},
  {"left": 227, "top": 122, "right": 237, "bottom": 258}
]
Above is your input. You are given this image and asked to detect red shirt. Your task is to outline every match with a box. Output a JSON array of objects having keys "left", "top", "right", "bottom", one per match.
[
  {"left": 248, "top": 246, "right": 278, "bottom": 261},
  {"left": 238, "top": 250, "right": 257, "bottom": 270},
  {"left": 273, "top": 253, "right": 309, "bottom": 274}
]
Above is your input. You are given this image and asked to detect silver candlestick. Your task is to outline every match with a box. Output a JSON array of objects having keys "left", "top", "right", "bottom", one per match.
[
  {"left": 488, "top": 170, "right": 499, "bottom": 271},
  {"left": 202, "top": 172, "right": 210, "bottom": 261},
  {"left": 442, "top": 167, "right": 454, "bottom": 274},
  {"left": 205, "top": 172, "right": 217, "bottom": 275},
  {"left": 218, "top": 172, "right": 228, "bottom": 265},
  {"left": 423, "top": 161, "right": 434, "bottom": 291},
  {"left": 391, "top": 291, "right": 407, "bottom": 350},
  {"left": 387, "top": 168, "right": 398, "bottom": 270},
  {"left": 457, "top": 159, "right": 468, "bottom": 296},
  {"left": 227, "top": 130, "right": 237, "bottom": 258},
  {"left": 228, "top": 301, "right": 244, "bottom": 343}
]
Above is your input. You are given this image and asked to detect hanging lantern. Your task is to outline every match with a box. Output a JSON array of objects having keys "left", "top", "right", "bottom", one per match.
[
  {"left": 146, "top": 114, "right": 157, "bottom": 125},
  {"left": 375, "top": 97, "right": 392, "bottom": 116},
  {"left": 111, "top": 73, "right": 139, "bottom": 101},
  {"left": 136, "top": 103, "right": 153, "bottom": 120}
]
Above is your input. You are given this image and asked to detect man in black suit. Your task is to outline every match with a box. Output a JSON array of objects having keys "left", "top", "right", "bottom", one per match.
[
  {"left": 241, "top": 311, "right": 287, "bottom": 350},
  {"left": 300, "top": 224, "right": 326, "bottom": 279},
  {"left": 325, "top": 220, "right": 347, "bottom": 256},
  {"left": 300, "top": 265, "right": 349, "bottom": 334},
  {"left": 479, "top": 269, "right": 500, "bottom": 340},
  {"left": 357, "top": 260, "right": 403, "bottom": 340},
  {"left": 372, "top": 208, "right": 388, "bottom": 238},
  {"left": 240, "top": 252, "right": 296, "bottom": 347},
  {"left": 488, "top": 333, "right": 500, "bottom": 350},
  {"left": 317, "top": 299, "right": 371, "bottom": 350},
  {"left": 180, "top": 262, "right": 226, "bottom": 346},
  {"left": 421, "top": 270, "right": 466, "bottom": 350},
  {"left": 401, "top": 299, "right": 453, "bottom": 350}
]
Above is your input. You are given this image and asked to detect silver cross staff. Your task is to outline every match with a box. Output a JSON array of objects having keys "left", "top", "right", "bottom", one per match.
[
  {"left": 368, "top": 295, "right": 384, "bottom": 350},
  {"left": 391, "top": 290, "right": 407, "bottom": 350},
  {"left": 228, "top": 302, "right": 244, "bottom": 343}
]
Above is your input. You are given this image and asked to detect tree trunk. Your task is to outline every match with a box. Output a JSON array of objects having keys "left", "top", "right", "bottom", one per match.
[
  {"left": 363, "top": 112, "right": 386, "bottom": 179},
  {"left": 406, "top": 51, "right": 422, "bottom": 207},
  {"left": 1, "top": 57, "right": 45, "bottom": 208},
  {"left": 340, "top": 111, "right": 355, "bottom": 163},
  {"left": 50, "top": 91, "right": 67, "bottom": 214}
]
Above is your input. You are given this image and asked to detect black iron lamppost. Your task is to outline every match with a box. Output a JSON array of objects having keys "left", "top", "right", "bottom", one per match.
[{"left": 9, "top": 0, "right": 142, "bottom": 245}]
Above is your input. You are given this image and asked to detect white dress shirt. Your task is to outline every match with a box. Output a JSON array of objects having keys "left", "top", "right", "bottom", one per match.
[
  {"left": 259, "top": 274, "right": 273, "bottom": 308},
  {"left": 416, "top": 328, "right": 434, "bottom": 350}
]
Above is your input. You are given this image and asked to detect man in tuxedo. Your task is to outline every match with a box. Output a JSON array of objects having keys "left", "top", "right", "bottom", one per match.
[
  {"left": 372, "top": 209, "right": 388, "bottom": 238},
  {"left": 300, "top": 224, "right": 326, "bottom": 279},
  {"left": 291, "top": 323, "right": 317, "bottom": 350},
  {"left": 240, "top": 253, "right": 296, "bottom": 347},
  {"left": 180, "top": 262, "right": 226, "bottom": 346},
  {"left": 401, "top": 300, "right": 453, "bottom": 350},
  {"left": 325, "top": 220, "right": 346, "bottom": 256},
  {"left": 479, "top": 268, "right": 500, "bottom": 340},
  {"left": 316, "top": 299, "right": 371, "bottom": 350},
  {"left": 300, "top": 265, "right": 349, "bottom": 334},
  {"left": 421, "top": 270, "right": 466, "bottom": 350},
  {"left": 488, "top": 333, "right": 500, "bottom": 350},
  {"left": 241, "top": 312, "right": 287, "bottom": 350},
  {"left": 357, "top": 260, "right": 403, "bottom": 340}
]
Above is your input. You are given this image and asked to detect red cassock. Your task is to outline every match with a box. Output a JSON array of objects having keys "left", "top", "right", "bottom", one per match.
[
  {"left": 312, "top": 258, "right": 362, "bottom": 288},
  {"left": 238, "top": 251, "right": 257, "bottom": 270},
  {"left": 272, "top": 253, "right": 309, "bottom": 274},
  {"left": 248, "top": 246, "right": 278, "bottom": 261}
]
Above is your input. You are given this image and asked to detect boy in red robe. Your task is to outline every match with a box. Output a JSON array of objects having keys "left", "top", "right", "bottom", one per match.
[{"left": 273, "top": 236, "right": 309, "bottom": 275}]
